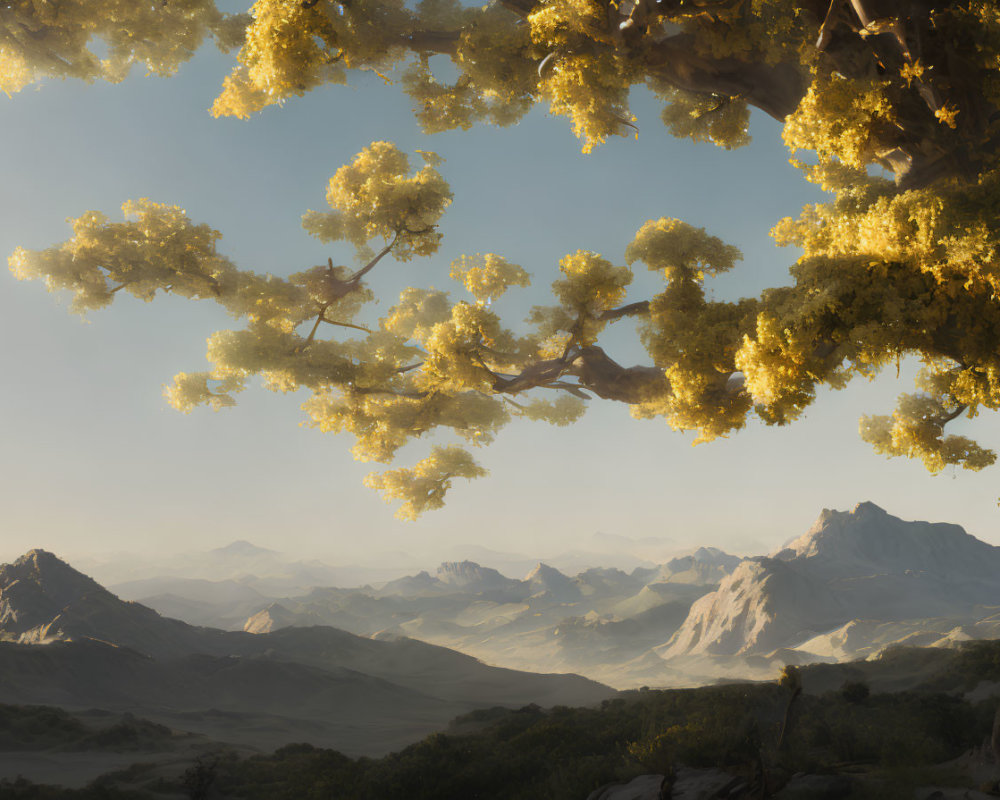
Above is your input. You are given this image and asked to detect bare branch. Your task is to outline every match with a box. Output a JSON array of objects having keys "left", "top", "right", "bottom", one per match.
[
  {"left": 350, "top": 231, "right": 400, "bottom": 283},
  {"left": 301, "top": 306, "right": 328, "bottom": 348},
  {"left": 319, "top": 316, "right": 371, "bottom": 334}
]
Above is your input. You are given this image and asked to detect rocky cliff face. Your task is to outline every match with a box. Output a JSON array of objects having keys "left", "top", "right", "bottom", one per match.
[
  {"left": 659, "top": 557, "right": 845, "bottom": 657},
  {"left": 661, "top": 503, "right": 1000, "bottom": 659}
]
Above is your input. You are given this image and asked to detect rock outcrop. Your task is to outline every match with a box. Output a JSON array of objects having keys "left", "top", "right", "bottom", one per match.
[{"left": 662, "top": 503, "right": 1000, "bottom": 660}]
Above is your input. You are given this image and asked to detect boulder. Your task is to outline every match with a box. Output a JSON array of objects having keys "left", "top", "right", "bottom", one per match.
[{"left": 586, "top": 774, "right": 664, "bottom": 800}]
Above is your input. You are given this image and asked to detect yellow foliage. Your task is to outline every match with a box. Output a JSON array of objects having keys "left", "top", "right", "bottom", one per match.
[
  {"left": 13, "top": 1, "right": 1000, "bottom": 513},
  {"left": 450, "top": 254, "right": 530, "bottom": 304},
  {"left": 364, "top": 446, "right": 487, "bottom": 519},
  {"left": 627, "top": 218, "right": 741, "bottom": 281},
  {"left": 314, "top": 141, "right": 453, "bottom": 261},
  {"left": 0, "top": 0, "right": 241, "bottom": 94}
]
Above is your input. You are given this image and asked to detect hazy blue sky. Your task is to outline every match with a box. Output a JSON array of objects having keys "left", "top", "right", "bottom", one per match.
[{"left": 2, "top": 36, "right": 998, "bottom": 568}]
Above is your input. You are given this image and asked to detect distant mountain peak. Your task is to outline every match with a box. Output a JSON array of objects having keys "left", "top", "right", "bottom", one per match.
[
  {"left": 209, "top": 540, "right": 278, "bottom": 558},
  {"left": 437, "top": 561, "right": 498, "bottom": 583},
  {"left": 435, "top": 561, "right": 523, "bottom": 595},
  {"left": 524, "top": 562, "right": 578, "bottom": 600},
  {"left": 776, "top": 504, "right": 988, "bottom": 578},
  {"left": 437, "top": 560, "right": 482, "bottom": 574},
  {"left": 658, "top": 547, "right": 741, "bottom": 585},
  {"left": 5, "top": 549, "right": 104, "bottom": 594},
  {"left": 525, "top": 562, "right": 562, "bottom": 579}
]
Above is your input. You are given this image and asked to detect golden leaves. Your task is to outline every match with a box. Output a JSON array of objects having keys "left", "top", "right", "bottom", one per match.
[
  {"left": 860, "top": 395, "right": 996, "bottom": 473},
  {"left": 626, "top": 218, "right": 741, "bottom": 281},
  {"left": 313, "top": 141, "right": 453, "bottom": 262},
  {"left": 1, "top": 0, "right": 234, "bottom": 94},
  {"left": 654, "top": 85, "right": 752, "bottom": 150},
  {"left": 782, "top": 72, "right": 895, "bottom": 170},
  {"left": 450, "top": 253, "right": 530, "bottom": 305},
  {"left": 364, "top": 446, "right": 487, "bottom": 520},
  {"left": 213, "top": 0, "right": 348, "bottom": 117},
  {"left": 8, "top": 200, "right": 233, "bottom": 315}
]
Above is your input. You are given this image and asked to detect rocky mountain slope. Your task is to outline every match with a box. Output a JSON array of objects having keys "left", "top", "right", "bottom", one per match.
[{"left": 660, "top": 503, "right": 1000, "bottom": 670}]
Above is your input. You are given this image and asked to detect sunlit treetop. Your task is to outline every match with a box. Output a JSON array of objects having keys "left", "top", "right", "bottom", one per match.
[{"left": 9, "top": 0, "right": 1000, "bottom": 515}]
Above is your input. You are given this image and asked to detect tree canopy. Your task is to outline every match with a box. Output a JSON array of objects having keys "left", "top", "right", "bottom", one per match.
[{"left": 6, "top": 0, "right": 1000, "bottom": 518}]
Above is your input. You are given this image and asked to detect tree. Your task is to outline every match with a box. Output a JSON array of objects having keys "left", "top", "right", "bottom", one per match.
[{"left": 6, "top": 0, "right": 1000, "bottom": 518}]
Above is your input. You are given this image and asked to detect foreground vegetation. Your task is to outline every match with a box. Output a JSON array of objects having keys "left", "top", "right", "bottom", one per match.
[{"left": 6, "top": 642, "right": 1000, "bottom": 799}]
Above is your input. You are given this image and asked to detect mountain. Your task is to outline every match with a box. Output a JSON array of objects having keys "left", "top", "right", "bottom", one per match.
[
  {"left": 659, "top": 557, "right": 845, "bottom": 658},
  {"left": 374, "top": 561, "right": 528, "bottom": 599},
  {"left": 661, "top": 503, "right": 1000, "bottom": 664},
  {"left": 209, "top": 540, "right": 278, "bottom": 558},
  {"left": 243, "top": 602, "right": 313, "bottom": 634},
  {"left": 66, "top": 503, "right": 1000, "bottom": 693},
  {"left": 228, "top": 558, "right": 724, "bottom": 687},
  {"left": 0, "top": 550, "right": 615, "bottom": 753},
  {"left": 655, "top": 547, "right": 744, "bottom": 585},
  {"left": 377, "top": 570, "right": 449, "bottom": 598},
  {"left": 524, "top": 563, "right": 580, "bottom": 601},
  {"left": 435, "top": 561, "right": 524, "bottom": 596},
  {"left": 775, "top": 501, "right": 1000, "bottom": 580},
  {"left": 0, "top": 550, "right": 210, "bottom": 657}
]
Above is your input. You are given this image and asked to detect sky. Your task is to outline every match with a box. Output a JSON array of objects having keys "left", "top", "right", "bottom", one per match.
[{"left": 1, "top": 32, "right": 999, "bottom": 570}]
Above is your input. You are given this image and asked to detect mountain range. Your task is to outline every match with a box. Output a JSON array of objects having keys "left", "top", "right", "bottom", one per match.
[
  {"left": 111, "top": 502, "right": 1000, "bottom": 687},
  {"left": 0, "top": 550, "right": 614, "bottom": 755},
  {"left": 7, "top": 501, "right": 998, "bottom": 718}
]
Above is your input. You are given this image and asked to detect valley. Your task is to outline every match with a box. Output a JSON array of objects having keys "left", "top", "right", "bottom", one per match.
[{"left": 5, "top": 502, "right": 1000, "bottom": 796}]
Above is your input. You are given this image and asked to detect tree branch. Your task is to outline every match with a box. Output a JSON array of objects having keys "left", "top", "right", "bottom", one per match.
[
  {"left": 570, "top": 345, "right": 668, "bottom": 403},
  {"left": 404, "top": 29, "right": 461, "bottom": 55},
  {"left": 540, "top": 380, "right": 592, "bottom": 399},
  {"left": 350, "top": 231, "right": 399, "bottom": 283},
  {"left": 301, "top": 306, "right": 328, "bottom": 348},
  {"left": 319, "top": 316, "right": 371, "bottom": 333},
  {"left": 490, "top": 358, "right": 572, "bottom": 394},
  {"left": 599, "top": 300, "right": 651, "bottom": 322},
  {"left": 645, "top": 33, "right": 808, "bottom": 120},
  {"left": 937, "top": 403, "right": 968, "bottom": 426},
  {"left": 349, "top": 385, "right": 429, "bottom": 399}
]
